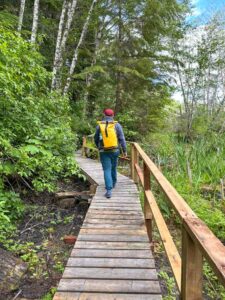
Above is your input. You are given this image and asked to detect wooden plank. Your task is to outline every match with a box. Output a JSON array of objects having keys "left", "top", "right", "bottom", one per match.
[
  {"left": 88, "top": 211, "right": 143, "bottom": 218},
  {"left": 91, "top": 203, "right": 140, "bottom": 207},
  {"left": 86, "top": 214, "right": 143, "bottom": 220},
  {"left": 88, "top": 207, "right": 143, "bottom": 216},
  {"left": 77, "top": 234, "right": 148, "bottom": 242},
  {"left": 93, "top": 197, "right": 139, "bottom": 201},
  {"left": 97, "top": 186, "right": 137, "bottom": 190},
  {"left": 92, "top": 201, "right": 140, "bottom": 205},
  {"left": 84, "top": 219, "right": 144, "bottom": 225},
  {"left": 67, "top": 257, "right": 155, "bottom": 268},
  {"left": 91, "top": 201, "right": 140, "bottom": 205},
  {"left": 95, "top": 193, "right": 139, "bottom": 196},
  {"left": 70, "top": 249, "right": 153, "bottom": 258},
  {"left": 145, "top": 190, "right": 181, "bottom": 291},
  {"left": 183, "top": 217, "right": 225, "bottom": 288},
  {"left": 181, "top": 226, "right": 203, "bottom": 299},
  {"left": 143, "top": 162, "right": 153, "bottom": 242},
  {"left": 63, "top": 267, "right": 158, "bottom": 280},
  {"left": 92, "top": 199, "right": 140, "bottom": 203},
  {"left": 96, "top": 187, "right": 137, "bottom": 191},
  {"left": 82, "top": 224, "right": 144, "bottom": 230},
  {"left": 75, "top": 241, "right": 151, "bottom": 249},
  {"left": 93, "top": 198, "right": 139, "bottom": 202},
  {"left": 90, "top": 205, "right": 140, "bottom": 209},
  {"left": 97, "top": 188, "right": 138, "bottom": 191},
  {"left": 88, "top": 208, "right": 139, "bottom": 212},
  {"left": 135, "top": 163, "right": 144, "bottom": 186},
  {"left": 54, "top": 292, "right": 162, "bottom": 300},
  {"left": 131, "top": 144, "right": 139, "bottom": 183},
  {"left": 79, "top": 228, "right": 146, "bottom": 235},
  {"left": 57, "top": 279, "right": 161, "bottom": 294}
]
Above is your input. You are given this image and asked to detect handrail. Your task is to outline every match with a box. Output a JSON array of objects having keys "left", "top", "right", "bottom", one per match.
[
  {"left": 82, "top": 135, "right": 131, "bottom": 162},
  {"left": 81, "top": 137, "right": 225, "bottom": 298},
  {"left": 130, "top": 142, "right": 225, "bottom": 299}
]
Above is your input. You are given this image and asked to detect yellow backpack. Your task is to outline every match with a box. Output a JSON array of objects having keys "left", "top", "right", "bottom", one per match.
[{"left": 97, "top": 121, "right": 118, "bottom": 150}]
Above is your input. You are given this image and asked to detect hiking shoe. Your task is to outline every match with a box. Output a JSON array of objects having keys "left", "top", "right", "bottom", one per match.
[
  {"left": 113, "top": 182, "right": 116, "bottom": 189},
  {"left": 105, "top": 190, "right": 112, "bottom": 198}
]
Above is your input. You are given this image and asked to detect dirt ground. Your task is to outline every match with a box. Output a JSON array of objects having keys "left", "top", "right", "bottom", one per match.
[{"left": 2, "top": 177, "right": 90, "bottom": 300}]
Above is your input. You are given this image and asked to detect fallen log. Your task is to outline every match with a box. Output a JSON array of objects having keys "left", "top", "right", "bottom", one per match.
[{"left": 55, "top": 191, "right": 90, "bottom": 199}]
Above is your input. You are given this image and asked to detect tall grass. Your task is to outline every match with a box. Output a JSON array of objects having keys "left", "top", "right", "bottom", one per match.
[{"left": 145, "top": 132, "right": 225, "bottom": 240}]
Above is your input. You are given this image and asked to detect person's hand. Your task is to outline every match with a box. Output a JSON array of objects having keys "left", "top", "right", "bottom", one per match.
[{"left": 123, "top": 152, "right": 128, "bottom": 158}]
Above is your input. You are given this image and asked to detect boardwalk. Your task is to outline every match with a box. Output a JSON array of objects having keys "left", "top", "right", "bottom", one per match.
[{"left": 54, "top": 153, "right": 162, "bottom": 300}]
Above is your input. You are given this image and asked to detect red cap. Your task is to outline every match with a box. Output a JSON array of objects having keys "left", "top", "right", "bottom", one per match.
[{"left": 103, "top": 108, "right": 114, "bottom": 116}]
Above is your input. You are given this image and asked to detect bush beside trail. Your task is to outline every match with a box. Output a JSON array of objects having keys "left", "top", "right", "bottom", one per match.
[{"left": 0, "top": 27, "right": 80, "bottom": 246}]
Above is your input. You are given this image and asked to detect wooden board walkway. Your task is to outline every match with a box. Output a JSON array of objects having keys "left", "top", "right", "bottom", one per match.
[{"left": 54, "top": 153, "right": 162, "bottom": 300}]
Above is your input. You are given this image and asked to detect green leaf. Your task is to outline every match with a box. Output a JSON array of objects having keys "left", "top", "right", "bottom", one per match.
[
  {"left": 22, "top": 145, "right": 40, "bottom": 155},
  {"left": 73, "top": 65, "right": 106, "bottom": 79}
]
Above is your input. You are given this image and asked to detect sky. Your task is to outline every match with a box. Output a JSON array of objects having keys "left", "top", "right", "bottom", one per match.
[{"left": 191, "top": 0, "right": 225, "bottom": 22}]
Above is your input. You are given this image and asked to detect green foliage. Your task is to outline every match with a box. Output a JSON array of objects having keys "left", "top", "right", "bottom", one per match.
[
  {"left": 146, "top": 133, "right": 225, "bottom": 239},
  {"left": 203, "top": 263, "right": 225, "bottom": 299},
  {"left": 0, "top": 11, "right": 18, "bottom": 29},
  {"left": 0, "top": 26, "right": 80, "bottom": 192},
  {"left": 0, "top": 26, "right": 81, "bottom": 247},
  {"left": 0, "top": 191, "right": 24, "bottom": 245},
  {"left": 41, "top": 287, "right": 57, "bottom": 300},
  {"left": 159, "top": 271, "right": 176, "bottom": 300}
]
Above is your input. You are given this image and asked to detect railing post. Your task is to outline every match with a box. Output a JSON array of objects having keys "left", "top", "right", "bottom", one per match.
[
  {"left": 82, "top": 136, "right": 87, "bottom": 157},
  {"left": 143, "top": 162, "right": 153, "bottom": 242},
  {"left": 131, "top": 143, "right": 138, "bottom": 183},
  {"left": 181, "top": 224, "right": 203, "bottom": 300}
]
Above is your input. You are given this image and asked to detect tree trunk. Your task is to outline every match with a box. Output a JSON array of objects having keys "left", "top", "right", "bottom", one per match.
[
  {"left": 63, "top": 0, "right": 98, "bottom": 95},
  {"left": 18, "top": 0, "right": 26, "bottom": 32},
  {"left": 52, "top": 0, "right": 78, "bottom": 90},
  {"left": 51, "top": 0, "right": 69, "bottom": 90},
  {"left": 83, "top": 25, "right": 103, "bottom": 117},
  {"left": 0, "top": 248, "right": 27, "bottom": 294},
  {"left": 30, "top": 0, "right": 40, "bottom": 44},
  {"left": 115, "top": 0, "right": 123, "bottom": 114}
]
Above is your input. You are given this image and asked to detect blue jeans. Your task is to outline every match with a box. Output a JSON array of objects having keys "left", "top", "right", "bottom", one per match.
[{"left": 100, "top": 150, "right": 119, "bottom": 190}]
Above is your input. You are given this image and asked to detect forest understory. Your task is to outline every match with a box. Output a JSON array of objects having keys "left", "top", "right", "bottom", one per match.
[{"left": 1, "top": 177, "right": 90, "bottom": 300}]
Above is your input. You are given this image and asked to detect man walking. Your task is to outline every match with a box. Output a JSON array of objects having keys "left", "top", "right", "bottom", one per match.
[{"left": 94, "top": 109, "right": 127, "bottom": 198}]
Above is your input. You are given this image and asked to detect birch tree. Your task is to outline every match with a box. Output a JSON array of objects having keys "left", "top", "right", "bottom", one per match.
[
  {"left": 51, "top": 0, "right": 78, "bottom": 90},
  {"left": 115, "top": 0, "right": 123, "bottom": 114},
  {"left": 30, "top": 0, "right": 40, "bottom": 43},
  {"left": 51, "top": 0, "right": 69, "bottom": 89},
  {"left": 83, "top": 25, "right": 103, "bottom": 116},
  {"left": 63, "top": 0, "right": 98, "bottom": 94},
  {"left": 18, "top": 0, "right": 26, "bottom": 32}
]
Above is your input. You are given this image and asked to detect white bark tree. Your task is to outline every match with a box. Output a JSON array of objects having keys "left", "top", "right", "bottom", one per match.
[
  {"left": 30, "top": 0, "right": 40, "bottom": 44},
  {"left": 60, "top": 0, "right": 78, "bottom": 53},
  {"left": 64, "top": 0, "right": 98, "bottom": 94},
  {"left": 83, "top": 25, "right": 103, "bottom": 116},
  {"left": 51, "top": 0, "right": 78, "bottom": 90},
  {"left": 18, "top": 0, "right": 26, "bottom": 32},
  {"left": 51, "top": 0, "right": 69, "bottom": 89}
]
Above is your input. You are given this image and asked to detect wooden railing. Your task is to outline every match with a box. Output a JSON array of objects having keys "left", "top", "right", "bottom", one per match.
[
  {"left": 131, "top": 142, "right": 225, "bottom": 299},
  {"left": 82, "top": 135, "right": 130, "bottom": 162},
  {"left": 82, "top": 138, "right": 225, "bottom": 299}
]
